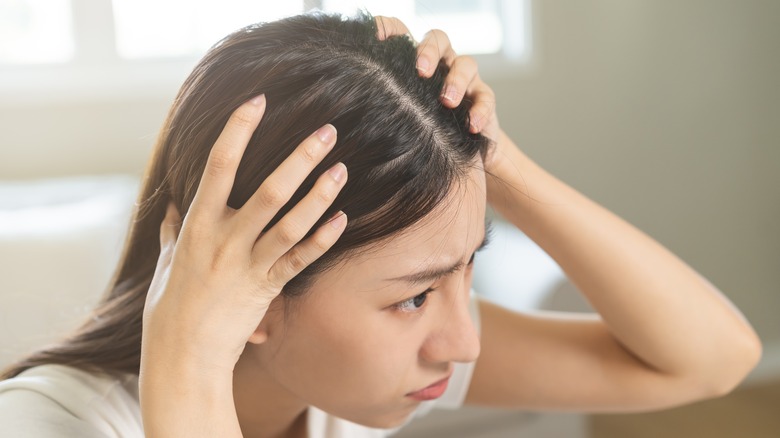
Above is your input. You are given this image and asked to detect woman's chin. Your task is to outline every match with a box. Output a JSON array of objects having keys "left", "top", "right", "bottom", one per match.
[{"left": 349, "top": 403, "right": 420, "bottom": 430}]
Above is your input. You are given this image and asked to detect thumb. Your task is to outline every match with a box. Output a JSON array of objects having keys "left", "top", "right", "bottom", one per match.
[
  {"left": 158, "top": 201, "right": 182, "bottom": 266},
  {"left": 146, "top": 202, "right": 182, "bottom": 310}
]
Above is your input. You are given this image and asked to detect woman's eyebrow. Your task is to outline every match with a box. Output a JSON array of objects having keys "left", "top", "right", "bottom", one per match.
[{"left": 384, "top": 219, "right": 493, "bottom": 285}]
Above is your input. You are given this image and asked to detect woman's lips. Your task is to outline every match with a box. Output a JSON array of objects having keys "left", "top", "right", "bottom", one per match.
[{"left": 406, "top": 375, "right": 451, "bottom": 401}]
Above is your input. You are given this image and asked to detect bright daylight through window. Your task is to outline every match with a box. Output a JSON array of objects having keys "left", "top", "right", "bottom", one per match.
[{"left": 1, "top": 0, "right": 528, "bottom": 65}]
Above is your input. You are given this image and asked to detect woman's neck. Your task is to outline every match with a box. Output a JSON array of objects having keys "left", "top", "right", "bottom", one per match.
[{"left": 233, "top": 353, "right": 309, "bottom": 438}]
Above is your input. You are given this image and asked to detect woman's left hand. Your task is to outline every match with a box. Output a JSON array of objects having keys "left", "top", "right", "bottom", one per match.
[{"left": 375, "top": 16, "right": 503, "bottom": 171}]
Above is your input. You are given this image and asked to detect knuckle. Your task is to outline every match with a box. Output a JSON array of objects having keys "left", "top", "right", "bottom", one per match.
[
  {"left": 264, "top": 271, "right": 286, "bottom": 291},
  {"left": 418, "top": 40, "right": 437, "bottom": 57},
  {"left": 459, "top": 54, "right": 476, "bottom": 65},
  {"left": 482, "top": 96, "right": 496, "bottom": 110},
  {"left": 256, "top": 183, "right": 287, "bottom": 208},
  {"left": 429, "top": 29, "right": 450, "bottom": 44},
  {"left": 276, "top": 220, "right": 305, "bottom": 247},
  {"left": 452, "top": 71, "right": 471, "bottom": 88},
  {"left": 377, "top": 16, "right": 408, "bottom": 39},
  {"left": 473, "top": 89, "right": 496, "bottom": 105},
  {"left": 206, "top": 148, "right": 235, "bottom": 177},
  {"left": 471, "top": 97, "right": 489, "bottom": 108},
  {"left": 298, "top": 141, "right": 319, "bottom": 165},
  {"left": 310, "top": 233, "right": 332, "bottom": 254},
  {"left": 472, "top": 102, "right": 489, "bottom": 115},
  {"left": 375, "top": 17, "right": 389, "bottom": 38},
  {"left": 418, "top": 45, "right": 438, "bottom": 60},
  {"left": 315, "top": 185, "right": 337, "bottom": 204},
  {"left": 388, "top": 17, "right": 405, "bottom": 30},
  {"left": 455, "top": 56, "right": 477, "bottom": 73},
  {"left": 285, "top": 249, "right": 309, "bottom": 275},
  {"left": 183, "top": 221, "right": 206, "bottom": 244},
  {"left": 427, "top": 28, "right": 443, "bottom": 38},
  {"left": 230, "top": 108, "right": 257, "bottom": 130}
]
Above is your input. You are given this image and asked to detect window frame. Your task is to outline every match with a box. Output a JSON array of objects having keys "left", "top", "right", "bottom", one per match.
[{"left": 0, "top": 0, "right": 535, "bottom": 106}]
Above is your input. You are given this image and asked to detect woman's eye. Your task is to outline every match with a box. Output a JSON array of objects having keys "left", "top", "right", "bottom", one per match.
[{"left": 393, "top": 289, "right": 432, "bottom": 313}]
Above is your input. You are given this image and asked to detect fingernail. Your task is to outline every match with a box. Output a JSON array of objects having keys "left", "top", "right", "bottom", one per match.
[
  {"left": 329, "top": 212, "right": 347, "bottom": 229},
  {"left": 316, "top": 124, "right": 336, "bottom": 144},
  {"left": 442, "top": 86, "right": 457, "bottom": 103},
  {"left": 250, "top": 94, "right": 265, "bottom": 106},
  {"left": 469, "top": 114, "right": 482, "bottom": 132},
  {"left": 327, "top": 162, "right": 346, "bottom": 183},
  {"left": 417, "top": 57, "right": 430, "bottom": 75}
]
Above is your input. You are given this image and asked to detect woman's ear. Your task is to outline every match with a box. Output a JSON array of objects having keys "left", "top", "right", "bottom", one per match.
[{"left": 247, "top": 326, "right": 269, "bottom": 344}]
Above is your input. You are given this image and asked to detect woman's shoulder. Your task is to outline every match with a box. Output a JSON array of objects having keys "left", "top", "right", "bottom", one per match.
[{"left": 0, "top": 364, "right": 142, "bottom": 437}]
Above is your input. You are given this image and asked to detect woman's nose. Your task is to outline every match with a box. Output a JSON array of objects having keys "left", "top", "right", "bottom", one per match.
[{"left": 420, "top": 284, "right": 481, "bottom": 364}]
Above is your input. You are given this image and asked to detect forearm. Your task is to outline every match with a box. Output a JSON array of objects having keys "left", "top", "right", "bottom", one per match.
[{"left": 486, "top": 130, "right": 761, "bottom": 392}]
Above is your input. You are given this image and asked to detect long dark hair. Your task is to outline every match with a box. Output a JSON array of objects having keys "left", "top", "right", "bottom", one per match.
[{"left": 1, "top": 11, "right": 489, "bottom": 380}]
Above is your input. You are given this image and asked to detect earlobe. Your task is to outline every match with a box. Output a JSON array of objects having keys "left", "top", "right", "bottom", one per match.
[
  {"left": 247, "top": 316, "right": 272, "bottom": 344},
  {"left": 247, "top": 300, "right": 283, "bottom": 345},
  {"left": 247, "top": 329, "right": 269, "bottom": 344}
]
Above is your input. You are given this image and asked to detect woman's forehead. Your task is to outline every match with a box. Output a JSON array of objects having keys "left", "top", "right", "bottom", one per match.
[{"left": 333, "top": 167, "right": 487, "bottom": 283}]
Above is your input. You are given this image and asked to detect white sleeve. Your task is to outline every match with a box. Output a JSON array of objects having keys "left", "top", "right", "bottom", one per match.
[
  {"left": 0, "top": 389, "right": 109, "bottom": 438},
  {"left": 0, "top": 365, "right": 143, "bottom": 437}
]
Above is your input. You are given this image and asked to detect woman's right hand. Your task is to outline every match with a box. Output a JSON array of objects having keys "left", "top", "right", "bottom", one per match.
[{"left": 140, "top": 94, "right": 347, "bottom": 387}]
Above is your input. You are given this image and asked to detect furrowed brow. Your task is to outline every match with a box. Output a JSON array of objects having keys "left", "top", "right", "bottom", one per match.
[{"left": 385, "top": 218, "right": 493, "bottom": 285}]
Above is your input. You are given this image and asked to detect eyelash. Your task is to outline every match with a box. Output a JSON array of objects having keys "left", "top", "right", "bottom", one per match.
[
  {"left": 393, "top": 288, "right": 434, "bottom": 313},
  {"left": 392, "top": 253, "right": 477, "bottom": 314}
]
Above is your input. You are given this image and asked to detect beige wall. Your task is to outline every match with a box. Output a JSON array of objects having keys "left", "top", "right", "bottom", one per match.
[
  {"left": 501, "top": 0, "right": 780, "bottom": 346},
  {"left": 1, "top": 1, "right": 778, "bottom": 346}
]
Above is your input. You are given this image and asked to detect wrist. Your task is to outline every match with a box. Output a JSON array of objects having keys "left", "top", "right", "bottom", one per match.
[
  {"left": 141, "top": 322, "right": 240, "bottom": 379},
  {"left": 141, "top": 295, "right": 251, "bottom": 373},
  {"left": 485, "top": 130, "right": 537, "bottom": 207},
  {"left": 484, "top": 131, "right": 575, "bottom": 237}
]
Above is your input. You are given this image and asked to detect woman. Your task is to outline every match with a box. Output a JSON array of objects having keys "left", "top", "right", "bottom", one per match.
[{"left": 0, "top": 12, "right": 761, "bottom": 438}]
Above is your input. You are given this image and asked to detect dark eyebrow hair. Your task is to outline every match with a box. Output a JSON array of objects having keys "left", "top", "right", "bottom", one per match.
[{"left": 384, "top": 219, "right": 494, "bottom": 285}]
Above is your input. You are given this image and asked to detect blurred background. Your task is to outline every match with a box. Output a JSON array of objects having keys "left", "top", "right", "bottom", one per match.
[{"left": 1, "top": 0, "right": 778, "bottom": 437}]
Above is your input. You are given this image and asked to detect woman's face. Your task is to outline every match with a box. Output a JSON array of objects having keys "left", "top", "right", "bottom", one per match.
[{"left": 246, "top": 163, "right": 487, "bottom": 428}]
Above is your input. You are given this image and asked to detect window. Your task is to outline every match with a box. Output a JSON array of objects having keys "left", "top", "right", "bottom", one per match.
[
  {"left": 0, "top": 0, "right": 75, "bottom": 64},
  {"left": 109, "top": 0, "right": 526, "bottom": 60},
  {"left": 0, "top": 0, "right": 531, "bottom": 102},
  {"left": 112, "top": 0, "right": 302, "bottom": 59},
  {"left": 325, "top": 0, "right": 505, "bottom": 55}
]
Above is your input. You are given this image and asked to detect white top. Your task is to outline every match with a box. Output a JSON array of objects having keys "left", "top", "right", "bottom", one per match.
[
  {"left": 0, "top": 363, "right": 142, "bottom": 437},
  {"left": 0, "top": 296, "right": 480, "bottom": 437}
]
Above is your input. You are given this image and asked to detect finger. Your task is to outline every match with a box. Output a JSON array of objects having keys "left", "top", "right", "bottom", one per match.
[
  {"left": 234, "top": 124, "right": 338, "bottom": 243},
  {"left": 375, "top": 16, "right": 411, "bottom": 41},
  {"left": 251, "top": 162, "right": 347, "bottom": 268},
  {"left": 266, "top": 212, "right": 347, "bottom": 288},
  {"left": 416, "top": 29, "right": 456, "bottom": 77},
  {"left": 440, "top": 55, "right": 478, "bottom": 107},
  {"left": 189, "top": 95, "right": 266, "bottom": 222},
  {"left": 466, "top": 80, "right": 497, "bottom": 133}
]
